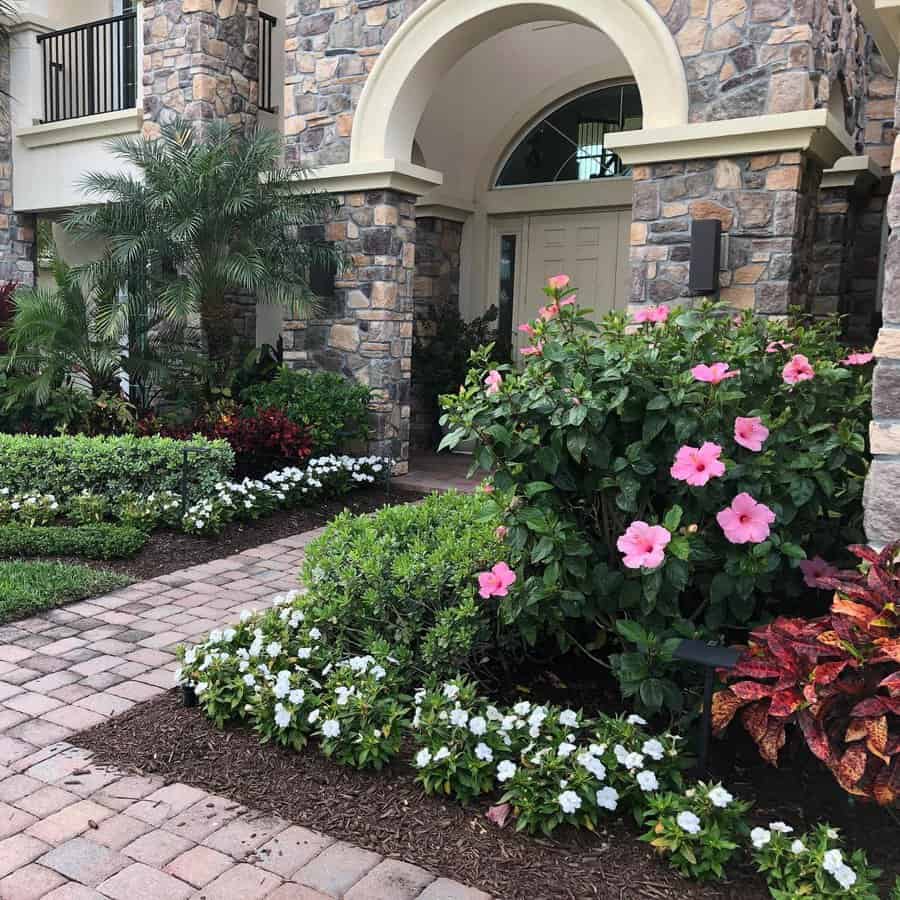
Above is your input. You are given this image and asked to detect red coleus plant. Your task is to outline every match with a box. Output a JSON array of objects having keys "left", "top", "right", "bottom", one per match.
[{"left": 712, "top": 541, "right": 900, "bottom": 805}]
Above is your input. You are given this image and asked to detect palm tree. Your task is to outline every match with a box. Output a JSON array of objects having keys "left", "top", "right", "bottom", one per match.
[{"left": 65, "top": 120, "right": 343, "bottom": 379}]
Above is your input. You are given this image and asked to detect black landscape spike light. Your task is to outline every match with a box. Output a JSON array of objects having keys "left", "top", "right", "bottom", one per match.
[{"left": 674, "top": 639, "right": 740, "bottom": 774}]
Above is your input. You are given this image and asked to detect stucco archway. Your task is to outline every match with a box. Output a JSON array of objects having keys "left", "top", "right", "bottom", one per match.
[{"left": 349, "top": 0, "right": 689, "bottom": 166}]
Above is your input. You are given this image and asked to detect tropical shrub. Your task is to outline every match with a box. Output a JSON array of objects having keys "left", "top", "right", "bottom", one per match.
[
  {"left": 640, "top": 781, "right": 751, "bottom": 880},
  {"left": 0, "top": 524, "right": 148, "bottom": 559},
  {"left": 441, "top": 278, "right": 871, "bottom": 712},
  {"left": 751, "top": 823, "right": 881, "bottom": 898},
  {"left": 0, "top": 433, "right": 234, "bottom": 500},
  {"left": 299, "top": 491, "right": 512, "bottom": 680},
  {"left": 713, "top": 542, "right": 900, "bottom": 805},
  {"left": 0, "top": 491, "right": 61, "bottom": 527},
  {"left": 68, "top": 492, "right": 109, "bottom": 525},
  {"left": 242, "top": 368, "right": 371, "bottom": 453}
]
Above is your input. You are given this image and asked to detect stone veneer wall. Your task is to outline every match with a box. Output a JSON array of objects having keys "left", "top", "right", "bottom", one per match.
[
  {"left": 410, "top": 216, "right": 462, "bottom": 450},
  {"left": 864, "top": 69, "right": 900, "bottom": 545},
  {"left": 629, "top": 152, "right": 821, "bottom": 313},
  {"left": 142, "top": 0, "right": 261, "bottom": 351},
  {"left": 142, "top": 0, "right": 260, "bottom": 139},
  {"left": 0, "top": 36, "right": 34, "bottom": 287},
  {"left": 283, "top": 0, "right": 879, "bottom": 166},
  {"left": 282, "top": 189, "right": 416, "bottom": 470}
]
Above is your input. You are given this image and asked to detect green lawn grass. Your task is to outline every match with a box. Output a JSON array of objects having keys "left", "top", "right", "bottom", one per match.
[{"left": 0, "top": 560, "right": 130, "bottom": 625}]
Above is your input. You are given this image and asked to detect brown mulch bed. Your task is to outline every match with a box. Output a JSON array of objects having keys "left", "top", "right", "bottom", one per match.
[
  {"left": 31, "top": 486, "right": 424, "bottom": 584},
  {"left": 76, "top": 691, "right": 770, "bottom": 900}
]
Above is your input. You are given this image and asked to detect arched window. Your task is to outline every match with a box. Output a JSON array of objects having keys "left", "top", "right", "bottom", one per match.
[{"left": 495, "top": 83, "right": 642, "bottom": 187}]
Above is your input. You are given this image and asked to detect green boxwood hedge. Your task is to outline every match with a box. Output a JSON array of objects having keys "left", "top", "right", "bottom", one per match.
[
  {"left": 0, "top": 433, "right": 234, "bottom": 499},
  {"left": 0, "top": 524, "right": 148, "bottom": 559}
]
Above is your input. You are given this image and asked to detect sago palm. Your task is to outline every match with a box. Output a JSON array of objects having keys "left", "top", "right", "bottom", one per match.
[{"left": 65, "top": 120, "right": 343, "bottom": 377}]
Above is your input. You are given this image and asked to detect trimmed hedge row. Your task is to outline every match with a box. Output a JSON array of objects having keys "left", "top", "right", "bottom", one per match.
[
  {"left": 0, "top": 433, "right": 234, "bottom": 499},
  {"left": 0, "top": 524, "right": 148, "bottom": 559}
]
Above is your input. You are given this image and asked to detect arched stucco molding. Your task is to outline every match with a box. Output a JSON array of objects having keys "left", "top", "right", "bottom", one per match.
[{"left": 349, "top": 0, "right": 690, "bottom": 167}]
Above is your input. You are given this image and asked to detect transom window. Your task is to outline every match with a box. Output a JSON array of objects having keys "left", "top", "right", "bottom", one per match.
[{"left": 495, "top": 83, "right": 642, "bottom": 187}]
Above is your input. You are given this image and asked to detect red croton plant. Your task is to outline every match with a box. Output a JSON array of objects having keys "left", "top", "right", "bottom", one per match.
[{"left": 712, "top": 541, "right": 900, "bottom": 805}]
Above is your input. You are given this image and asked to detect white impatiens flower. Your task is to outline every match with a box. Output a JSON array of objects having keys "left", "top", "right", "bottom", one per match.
[
  {"left": 596, "top": 786, "right": 619, "bottom": 811},
  {"left": 558, "top": 790, "right": 582, "bottom": 815},
  {"left": 308, "top": 627, "right": 322, "bottom": 641},
  {"left": 443, "top": 684, "right": 460, "bottom": 701},
  {"left": 415, "top": 749, "right": 432, "bottom": 768},
  {"left": 676, "top": 811, "right": 701, "bottom": 835},
  {"left": 636, "top": 770, "right": 659, "bottom": 792},
  {"left": 321, "top": 719, "right": 340, "bottom": 739},
  {"left": 274, "top": 703, "right": 291, "bottom": 729},
  {"left": 558, "top": 709, "right": 578, "bottom": 728},
  {"left": 297, "top": 647, "right": 312, "bottom": 660},
  {"left": 449, "top": 708, "right": 469, "bottom": 728},
  {"left": 769, "top": 821, "right": 793, "bottom": 834},
  {"left": 627, "top": 714, "right": 647, "bottom": 726},
  {"left": 641, "top": 739, "right": 665, "bottom": 761},
  {"left": 433, "top": 746, "right": 450, "bottom": 762},
  {"left": 751, "top": 828, "right": 772, "bottom": 850},
  {"left": 496, "top": 760, "right": 517, "bottom": 782},
  {"left": 475, "top": 742, "right": 493, "bottom": 762},
  {"left": 468, "top": 716, "right": 487, "bottom": 736},
  {"left": 242, "top": 674, "right": 256, "bottom": 687},
  {"left": 307, "top": 709, "right": 321, "bottom": 724},
  {"left": 557, "top": 742, "right": 576, "bottom": 759},
  {"left": 577, "top": 752, "right": 606, "bottom": 781},
  {"left": 790, "top": 840, "right": 807, "bottom": 855},
  {"left": 822, "top": 849, "right": 844, "bottom": 874},
  {"left": 832, "top": 865, "right": 857, "bottom": 890},
  {"left": 513, "top": 701, "right": 531, "bottom": 716},
  {"left": 707, "top": 785, "right": 733, "bottom": 808},
  {"left": 289, "top": 689, "right": 305, "bottom": 705},
  {"left": 613, "top": 744, "right": 630, "bottom": 765}
]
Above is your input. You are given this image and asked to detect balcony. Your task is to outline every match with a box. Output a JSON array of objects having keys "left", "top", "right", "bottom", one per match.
[{"left": 36, "top": 12, "right": 138, "bottom": 124}]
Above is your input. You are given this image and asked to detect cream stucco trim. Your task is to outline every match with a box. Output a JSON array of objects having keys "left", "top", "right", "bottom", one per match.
[
  {"left": 292, "top": 160, "right": 444, "bottom": 196},
  {"left": 605, "top": 110, "right": 854, "bottom": 167},
  {"left": 821, "top": 155, "right": 883, "bottom": 190},
  {"left": 17, "top": 108, "right": 142, "bottom": 148},
  {"left": 415, "top": 202, "right": 473, "bottom": 222},
  {"left": 484, "top": 178, "right": 633, "bottom": 215},
  {"left": 862, "top": 0, "right": 900, "bottom": 70},
  {"left": 349, "top": 0, "right": 689, "bottom": 166}
]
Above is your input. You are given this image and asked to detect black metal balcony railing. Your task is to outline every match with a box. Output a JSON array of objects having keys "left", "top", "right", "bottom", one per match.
[
  {"left": 259, "top": 12, "right": 277, "bottom": 114},
  {"left": 37, "top": 12, "right": 137, "bottom": 125}
]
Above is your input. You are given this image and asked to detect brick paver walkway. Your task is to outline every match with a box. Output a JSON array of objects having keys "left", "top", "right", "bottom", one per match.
[{"left": 0, "top": 528, "right": 490, "bottom": 900}]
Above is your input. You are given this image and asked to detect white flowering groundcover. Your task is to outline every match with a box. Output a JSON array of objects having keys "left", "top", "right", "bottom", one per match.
[
  {"left": 176, "top": 587, "right": 887, "bottom": 896},
  {"left": 0, "top": 455, "right": 389, "bottom": 538}
]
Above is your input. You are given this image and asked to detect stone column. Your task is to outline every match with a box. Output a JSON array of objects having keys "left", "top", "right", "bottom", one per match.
[
  {"left": 142, "top": 0, "right": 259, "bottom": 138},
  {"left": 865, "top": 79, "right": 900, "bottom": 545},
  {"left": 282, "top": 189, "right": 416, "bottom": 472},
  {"left": 812, "top": 158, "right": 882, "bottom": 340},
  {"left": 629, "top": 151, "right": 822, "bottom": 315},
  {"left": 410, "top": 216, "right": 462, "bottom": 450},
  {"left": 0, "top": 35, "right": 34, "bottom": 286}
]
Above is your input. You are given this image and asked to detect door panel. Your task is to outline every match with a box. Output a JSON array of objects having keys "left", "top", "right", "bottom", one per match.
[{"left": 520, "top": 211, "right": 622, "bottom": 333}]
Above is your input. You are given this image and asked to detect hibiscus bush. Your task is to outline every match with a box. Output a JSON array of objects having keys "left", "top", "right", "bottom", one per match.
[
  {"left": 713, "top": 541, "right": 900, "bottom": 805},
  {"left": 441, "top": 278, "right": 871, "bottom": 712}
]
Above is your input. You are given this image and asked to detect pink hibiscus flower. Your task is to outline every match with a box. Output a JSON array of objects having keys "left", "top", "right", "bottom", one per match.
[
  {"left": 494, "top": 525, "right": 508, "bottom": 541},
  {"left": 716, "top": 493, "right": 776, "bottom": 544},
  {"left": 617, "top": 521, "right": 671, "bottom": 570},
  {"left": 670, "top": 442, "right": 726, "bottom": 486},
  {"left": 477, "top": 562, "right": 517, "bottom": 599},
  {"left": 547, "top": 274, "right": 570, "bottom": 291},
  {"left": 518, "top": 323, "right": 536, "bottom": 338},
  {"left": 692, "top": 362, "right": 740, "bottom": 384},
  {"left": 486, "top": 803, "right": 512, "bottom": 828},
  {"left": 798, "top": 556, "right": 839, "bottom": 589},
  {"left": 734, "top": 416, "right": 769, "bottom": 452},
  {"left": 634, "top": 304, "right": 670, "bottom": 325},
  {"left": 520, "top": 342, "right": 544, "bottom": 357},
  {"left": 539, "top": 304, "right": 559, "bottom": 321},
  {"left": 841, "top": 352, "right": 874, "bottom": 366},
  {"left": 765, "top": 340, "right": 794, "bottom": 354},
  {"left": 484, "top": 370, "right": 503, "bottom": 396},
  {"left": 782, "top": 354, "right": 815, "bottom": 385},
  {"left": 559, "top": 296, "right": 577, "bottom": 307}
]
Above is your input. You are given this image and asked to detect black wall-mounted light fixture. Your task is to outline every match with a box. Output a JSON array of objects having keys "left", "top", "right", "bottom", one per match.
[{"left": 689, "top": 219, "right": 722, "bottom": 296}]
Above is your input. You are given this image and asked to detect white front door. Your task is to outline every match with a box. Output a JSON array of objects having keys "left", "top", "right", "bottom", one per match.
[{"left": 489, "top": 209, "right": 630, "bottom": 353}]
